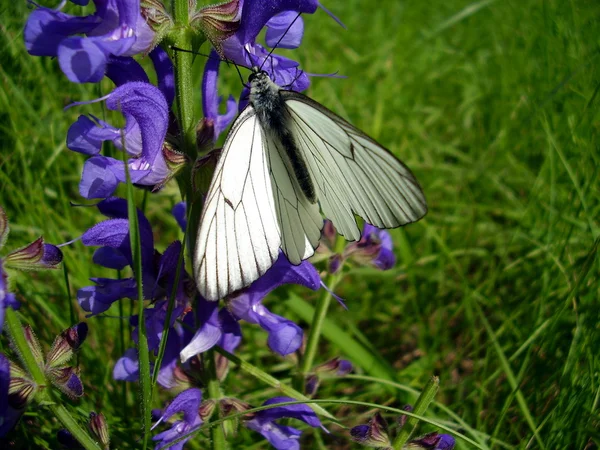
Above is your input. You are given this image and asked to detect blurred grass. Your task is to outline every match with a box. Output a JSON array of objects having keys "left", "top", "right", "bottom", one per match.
[{"left": 1, "top": 0, "right": 599, "bottom": 449}]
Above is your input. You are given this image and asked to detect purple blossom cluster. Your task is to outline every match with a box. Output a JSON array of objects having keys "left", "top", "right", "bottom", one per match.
[{"left": 6, "top": 0, "right": 452, "bottom": 449}]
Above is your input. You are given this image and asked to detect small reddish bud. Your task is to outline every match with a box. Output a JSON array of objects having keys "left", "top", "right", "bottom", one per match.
[{"left": 89, "top": 412, "right": 110, "bottom": 449}]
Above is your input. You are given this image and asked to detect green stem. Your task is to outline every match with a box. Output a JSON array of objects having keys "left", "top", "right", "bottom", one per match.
[
  {"left": 205, "top": 351, "right": 227, "bottom": 450},
  {"left": 4, "top": 309, "right": 102, "bottom": 450},
  {"left": 123, "top": 146, "right": 151, "bottom": 449},
  {"left": 392, "top": 376, "right": 439, "bottom": 449},
  {"left": 214, "top": 346, "right": 337, "bottom": 421},
  {"left": 169, "top": 2, "right": 224, "bottom": 449},
  {"left": 297, "top": 238, "right": 346, "bottom": 390},
  {"left": 170, "top": 1, "right": 196, "bottom": 162}
]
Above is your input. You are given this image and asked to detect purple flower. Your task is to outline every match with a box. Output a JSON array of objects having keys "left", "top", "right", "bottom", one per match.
[
  {"left": 179, "top": 297, "right": 241, "bottom": 363},
  {"left": 77, "top": 198, "right": 191, "bottom": 315},
  {"left": 153, "top": 388, "right": 203, "bottom": 450},
  {"left": 221, "top": 0, "right": 327, "bottom": 95},
  {"left": 172, "top": 202, "right": 187, "bottom": 232},
  {"left": 344, "top": 224, "right": 396, "bottom": 270},
  {"left": 201, "top": 51, "right": 238, "bottom": 141},
  {"left": 245, "top": 397, "right": 324, "bottom": 450},
  {"left": 67, "top": 76, "right": 171, "bottom": 198},
  {"left": 25, "top": 0, "right": 155, "bottom": 83},
  {"left": 0, "top": 206, "right": 63, "bottom": 332},
  {"left": 152, "top": 392, "right": 322, "bottom": 450},
  {"left": 179, "top": 253, "right": 319, "bottom": 361},
  {"left": 227, "top": 254, "right": 320, "bottom": 356},
  {"left": 410, "top": 432, "right": 456, "bottom": 449}
]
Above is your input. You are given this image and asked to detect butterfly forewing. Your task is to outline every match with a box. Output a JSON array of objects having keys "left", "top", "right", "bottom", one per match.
[{"left": 194, "top": 107, "right": 281, "bottom": 301}]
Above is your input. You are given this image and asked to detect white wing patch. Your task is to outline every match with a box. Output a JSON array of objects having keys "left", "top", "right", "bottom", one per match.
[
  {"left": 267, "top": 137, "right": 323, "bottom": 264},
  {"left": 194, "top": 107, "right": 281, "bottom": 301},
  {"left": 284, "top": 95, "right": 427, "bottom": 241}
]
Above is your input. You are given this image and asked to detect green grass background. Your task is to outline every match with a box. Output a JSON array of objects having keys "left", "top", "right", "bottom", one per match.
[{"left": 1, "top": 0, "right": 599, "bottom": 448}]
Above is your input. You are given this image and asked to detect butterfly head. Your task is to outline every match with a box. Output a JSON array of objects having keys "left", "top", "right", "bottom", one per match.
[{"left": 248, "top": 67, "right": 269, "bottom": 84}]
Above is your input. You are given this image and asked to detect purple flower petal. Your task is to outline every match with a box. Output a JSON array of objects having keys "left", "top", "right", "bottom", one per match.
[
  {"left": 180, "top": 299, "right": 221, "bottom": 362},
  {"left": 236, "top": 0, "right": 318, "bottom": 46},
  {"left": 228, "top": 254, "right": 319, "bottom": 355},
  {"left": 113, "top": 348, "right": 139, "bottom": 381},
  {"left": 260, "top": 397, "right": 322, "bottom": 427},
  {"left": 150, "top": 47, "right": 175, "bottom": 107},
  {"left": 92, "top": 247, "right": 129, "bottom": 270},
  {"left": 265, "top": 11, "right": 304, "bottom": 49},
  {"left": 0, "top": 353, "right": 22, "bottom": 437},
  {"left": 152, "top": 389, "right": 203, "bottom": 450},
  {"left": 77, "top": 277, "right": 137, "bottom": 315},
  {"left": 58, "top": 35, "right": 126, "bottom": 83},
  {"left": 79, "top": 156, "right": 123, "bottom": 198},
  {"left": 82, "top": 218, "right": 130, "bottom": 248},
  {"left": 161, "top": 388, "right": 202, "bottom": 425},
  {"left": 67, "top": 115, "right": 119, "bottom": 155},
  {"left": 106, "top": 55, "right": 150, "bottom": 87},
  {"left": 172, "top": 202, "right": 187, "bottom": 232},
  {"left": 24, "top": 7, "right": 99, "bottom": 57},
  {"left": 202, "top": 51, "right": 238, "bottom": 140},
  {"left": 41, "top": 244, "right": 63, "bottom": 267},
  {"left": 245, "top": 397, "right": 322, "bottom": 450}
]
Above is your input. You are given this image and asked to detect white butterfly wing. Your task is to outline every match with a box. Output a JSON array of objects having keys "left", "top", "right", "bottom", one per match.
[
  {"left": 194, "top": 107, "right": 281, "bottom": 301},
  {"left": 194, "top": 105, "right": 323, "bottom": 300},
  {"left": 283, "top": 92, "right": 428, "bottom": 240},
  {"left": 267, "top": 136, "right": 323, "bottom": 264}
]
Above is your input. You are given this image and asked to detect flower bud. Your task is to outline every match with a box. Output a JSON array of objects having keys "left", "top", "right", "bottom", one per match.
[
  {"left": 47, "top": 367, "right": 84, "bottom": 399},
  {"left": 142, "top": 0, "right": 173, "bottom": 28},
  {"left": 46, "top": 323, "right": 88, "bottom": 368},
  {"left": 304, "top": 374, "right": 319, "bottom": 397},
  {"left": 408, "top": 432, "right": 455, "bottom": 449},
  {"left": 5, "top": 238, "right": 62, "bottom": 271},
  {"left": 152, "top": 142, "right": 188, "bottom": 192},
  {"left": 350, "top": 413, "right": 391, "bottom": 448},
  {"left": 191, "top": 0, "right": 241, "bottom": 57},
  {"left": 0, "top": 206, "right": 9, "bottom": 250},
  {"left": 199, "top": 399, "right": 217, "bottom": 422},
  {"left": 220, "top": 397, "right": 251, "bottom": 439},
  {"left": 57, "top": 429, "right": 81, "bottom": 449},
  {"left": 328, "top": 253, "right": 343, "bottom": 274},
  {"left": 8, "top": 375, "right": 36, "bottom": 409},
  {"left": 196, "top": 117, "right": 216, "bottom": 153},
  {"left": 89, "top": 412, "right": 110, "bottom": 449},
  {"left": 344, "top": 225, "right": 395, "bottom": 270},
  {"left": 215, "top": 353, "right": 230, "bottom": 382},
  {"left": 314, "top": 357, "right": 353, "bottom": 376},
  {"left": 22, "top": 325, "right": 44, "bottom": 368},
  {"left": 192, "top": 148, "right": 221, "bottom": 195},
  {"left": 398, "top": 404, "right": 413, "bottom": 428}
]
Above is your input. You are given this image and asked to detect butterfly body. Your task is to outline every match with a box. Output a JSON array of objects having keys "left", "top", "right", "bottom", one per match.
[
  {"left": 249, "top": 69, "right": 316, "bottom": 203},
  {"left": 194, "top": 68, "right": 427, "bottom": 301}
]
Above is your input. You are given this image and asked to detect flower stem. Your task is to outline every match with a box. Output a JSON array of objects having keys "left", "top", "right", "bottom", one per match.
[
  {"left": 205, "top": 350, "right": 227, "bottom": 450},
  {"left": 4, "top": 308, "right": 102, "bottom": 450},
  {"left": 169, "top": 2, "right": 225, "bottom": 449},
  {"left": 297, "top": 270, "right": 343, "bottom": 391},
  {"left": 392, "top": 376, "right": 439, "bottom": 450},
  {"left": 171, "top": 1, "right": 196, "bottom": 161},
  {"left": 297, "top": 238, "right": 346, "bottom": 391},
  {"left": 123, "top": 159, "right": 152, "bottom": 449}
]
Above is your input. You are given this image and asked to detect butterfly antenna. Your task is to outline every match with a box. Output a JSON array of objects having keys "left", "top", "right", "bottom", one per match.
[
  {"left": 282, "top": 66, "right": 304, "bottom": 90},
  {"left": 259, "top": 12, "right": 303, "bottom": 71},
  {"left": 171, "top": 45, "right": 249, "bottom": 86}
]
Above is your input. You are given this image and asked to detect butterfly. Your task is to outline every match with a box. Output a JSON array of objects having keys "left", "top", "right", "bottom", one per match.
[{"left": 193, "top": 66, "right": 428, "bottom": 301}]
